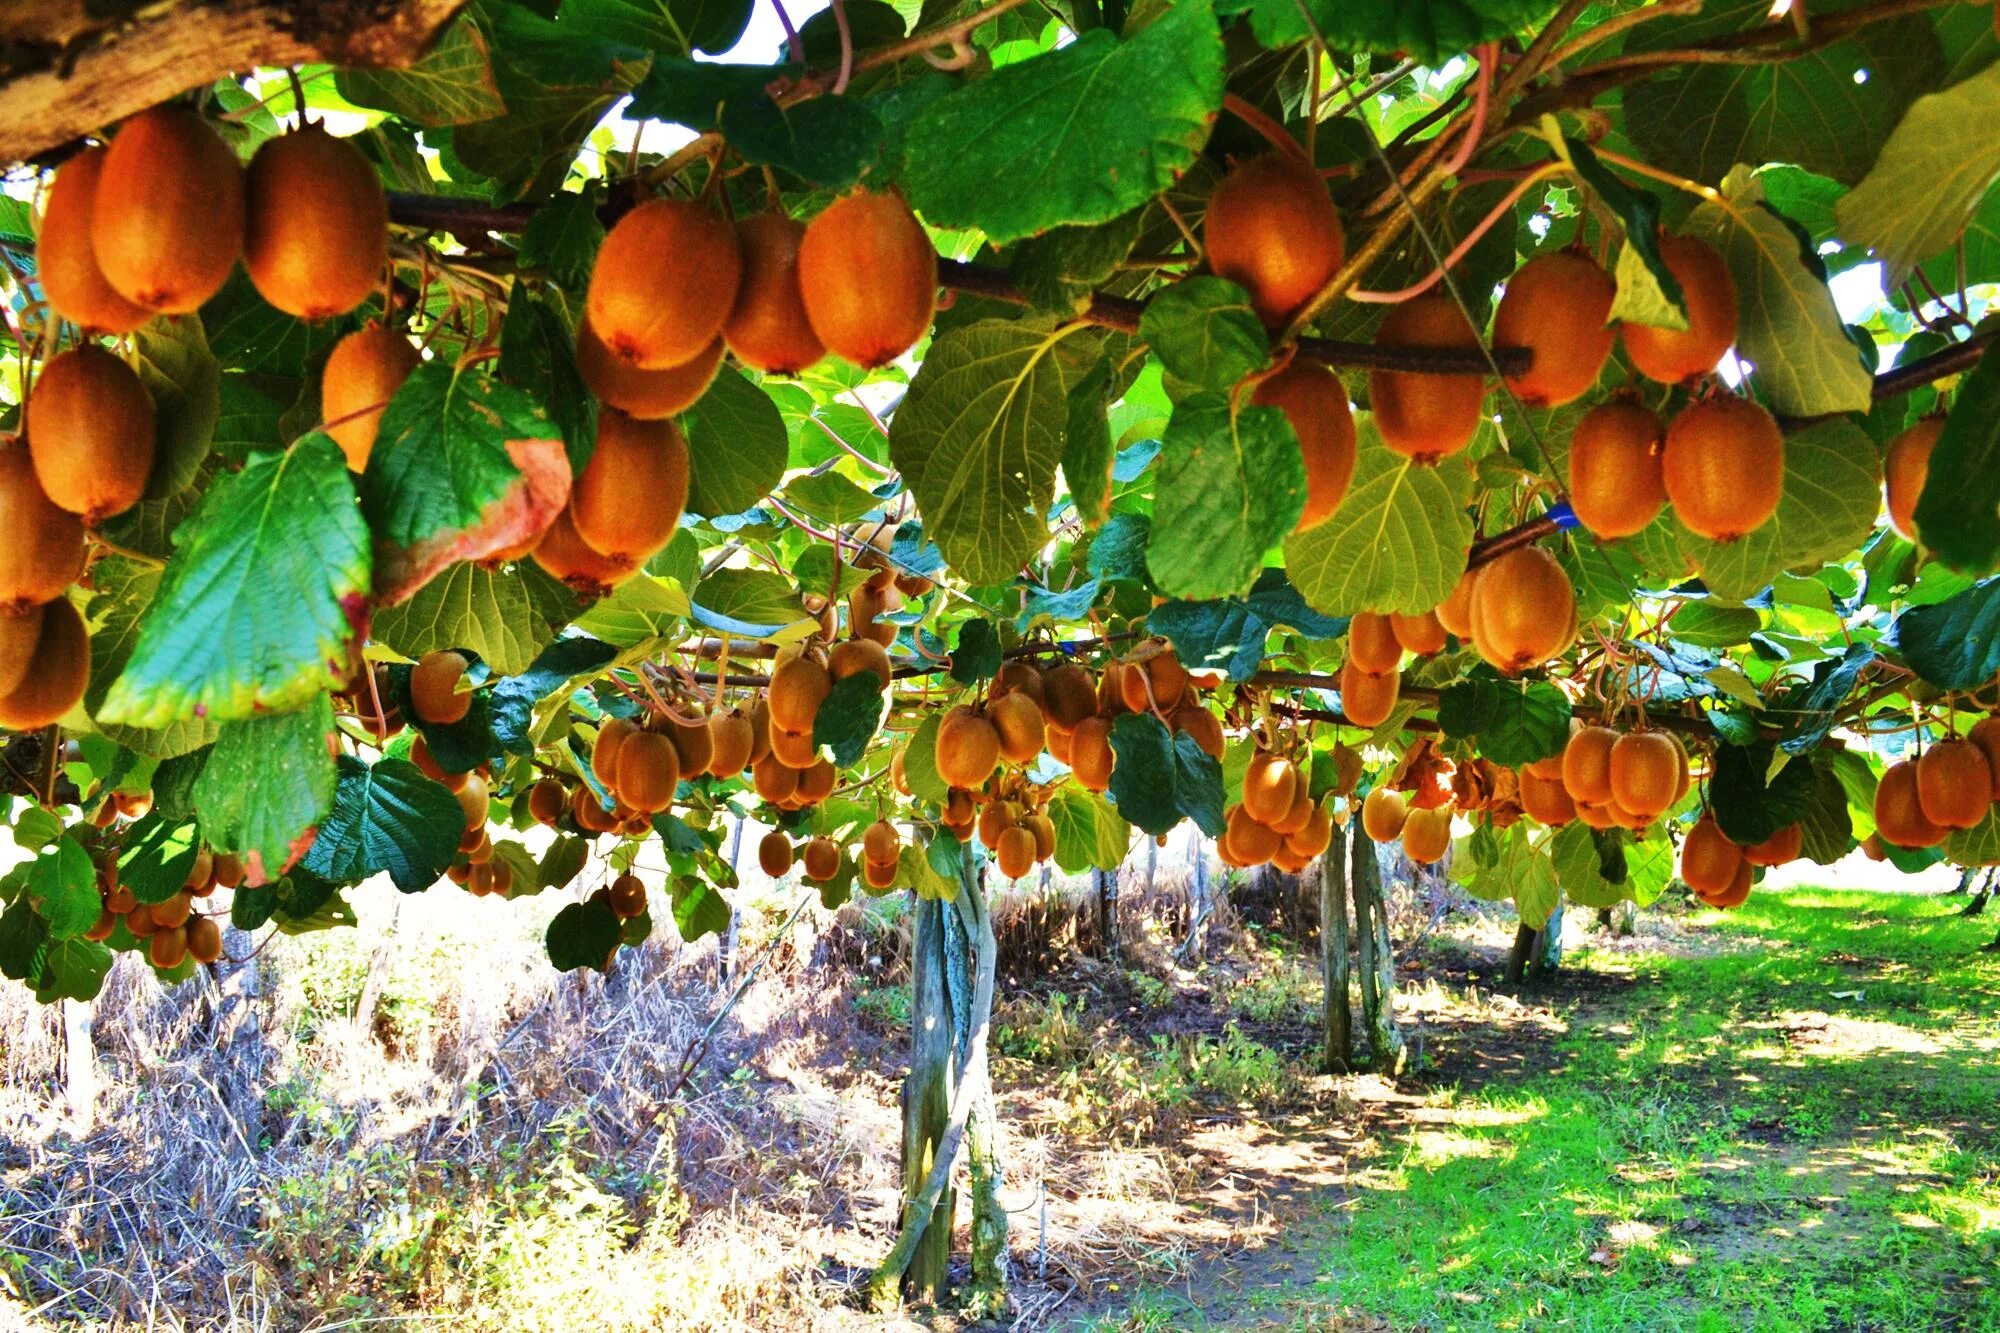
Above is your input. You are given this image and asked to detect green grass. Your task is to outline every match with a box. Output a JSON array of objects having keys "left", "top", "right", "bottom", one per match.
[{"left": 1090, "top": 887, "right": 2000, "bottom": 1332}]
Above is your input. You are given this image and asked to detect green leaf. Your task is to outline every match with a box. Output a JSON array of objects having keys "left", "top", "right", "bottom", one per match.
[
  {"left": 83, "top": 559, "right": 218, "bottom": 759},
  {"left": 1890, "top": 574, "right": 2000, "bottom": 688},
  {"left": 902, "top": 713, "right": 950, "bottom": 805},
  {"left": 118, "top": 814, "right": 202, "bottom": 905},
  {"left": 1912, "top": 344, "right": 2000, "bottom": 572},
  {"left": 100, "top": 437, "right": 369, "bottom": 730},
  {"left": 360, "top": 362, "right": 570, "bottom": 602},
  {"left": 949, "top": 621, "right": 1002, "bottom": 685},
  {"left": 1231, "top": 0, "right": 1551, "bottom": 64},
  {"left": 1147, "top": 395, "right": 1303, "bottom": 601},
  {"left": 519, "top": 191, "right": 605, "bottom": 291},
  {"left": 337, "top": 14, "right": 507, "bottom": 126},
  {"left": 192, "top": 696, "right": 338, "bottom": 875},
  {"left": 301, "top": 754, "right": 465, "bottom": 892},
  {"left": 900, "top": 1, "right": 1224, "bottom": 244},
  {"left": 1435, "top": 670, "right": 1571, "bottom": 767},
  {"left": 1284, "top": 422, "right": 1474, "bottom": 616},
  {"left": 1106, "top": 712, "right": 1225, "bottom": 838},
  {"left": 671, "top": 874, "right": 733, "bottom": 940},
  {"left": 1149, "top": 568, "right": 1346, "bottom": 682},
  {"left": 814, "top": 672, "right": 885, "bottom": 767},
  {"left": 1684, "top": 168, "right": 1874, "bottom": 416},
  {"left": 132, "top": 315, "right": 221, "bottom": 499},
  {"left": 28, "top": 837, "right": 98, "bottom": 941},
  {"left": 684, "top": 369, "right": 788, "bottom": 518},
  {"left": 1138, "top": 278, "right": 1269, "bottom": 392},
  {"left": 546, "top": 898, "right": 624, "bottom": 971},
  {"left": 1047, "top": 787, "right": 1131, "bottom": 874},
  {"left": 889, "top": 321, "right": 1092, "bottom": 586},
  {"left": 371, "top": 560, "right": 562, "bottom": 678},
  {"left": 1623, "top": 0, "right": 1945, "bottom": 188}
]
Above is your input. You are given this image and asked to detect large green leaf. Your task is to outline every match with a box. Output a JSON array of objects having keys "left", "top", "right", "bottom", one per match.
[
  {"left": 1623, "top": 0, "right": 1945, "bottom": 188},
  {"left": 371, "top": 560, "right": 562, "bottom": 677},
  {"left": 300, "top": 755, "right": 466, "bottom": 893},
  {"left": 1912, "top": 343, "right": 2000, "bottom": 572},
  {"left": 1837, "top": 61, "right": 2000, "bottom": 287},
  {"left": 889, "top": 321, "right": 1092, "bottom": 586},
  {"left": 684, "top": 369, "right": 788, "bottom": 517},
  {"left": 1146, "top": 395, "right": 1303, "bottom": 601},
  {"left": 360, "top": 362, "right": 570, "bottom": 604},
  {"left": 899, "top": 1, "right": 1224, "bottom": 244},
  {"left": 337, "top": 14, "right": 508, "bottom": 126},
  {"left": 1047, "top": 787, "right": 1131, "bottom": 873},
  {"left": 1684, "top": 168, "right": 1873, "bottom": 416},
  {"left": 192, "top": 695, "right": 338, "bottom": 876},
  {"left": 1284, "top": 422, "right": 1474, "bottom": 616},
  {"left": 100, "top": 437, "right": 370, "bottom": 730}
]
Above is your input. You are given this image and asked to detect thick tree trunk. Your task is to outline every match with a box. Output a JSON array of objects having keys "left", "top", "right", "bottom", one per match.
[
  {"left": 1351, "top": 835, "right": 1405, "bottom": 1076},
  {"left": 898, "top": 895, "right": 955, "bottom": 1303},
  {"left": 61, "top": 998, "right": 93, "bottom": 1134},
  {"left": 1320, "top": 820, "right": 1352, "bottom": 1075}
]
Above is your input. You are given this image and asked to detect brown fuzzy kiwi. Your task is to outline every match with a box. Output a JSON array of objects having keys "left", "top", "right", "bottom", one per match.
[
  {"left": 1493, "top": 252, "right": 1617, "bottom": 407},
  {"left": 0, "top": 446, "right": 85, "bottom": 612},
  {"left": 1369, "top": 295, "right": 1487, "bottom": 461},
  {"left": 1561, "top": 726, "right": 1618, "bottom": 805},
  {"left": 1663, "top": 393, "right": 1784, "bottom": 542},
  {"left": 1069, "top": 715, "right": 1115, "bottom": 791},
  {"left": 669, "top": 712, "right": 715, "bottom": 777},
  {"left": 1680, "top": 816, "right": 1743, "bottom": 895},
  {"left": 707, "top": 710, "right": 755, "bottom": 779},
  {"left": 1347, "top": 612, "right": 1402, "bottom": 676},
  {"left": 1435, "top": 567, "right": 1481, "bottom": 639},
  {"left": 796, "top": 757, "right": 837, "bottom": 804},
  {"left": 724, "top": 213, "right": 826, "bottom": 374},
  {"left": 863, "top": 819, "right": 901, "bottom": 865},
  {"left": 1607, "top": 731, "right": 1682, "bottom": 820},
  {"left": 1916, "top": 738, "right": 1992, "bottom": 830},
  {"left": 1203, "top": 154, "right": 1344, "bottom": 328},
  {"left": 1171, "top": 702, "right": 1224, "bottom": 758},
  {"left": 609, "top": 872, "right": 648, "bottom": 919},
  {"left": 936, "top": 705, "right": 1002, "bottom": 790},
  {"left": 1469, "top": 546, "right": 1576, "bottom": 675},
  {"left": 758, "top": 830, "right": 793, "bottom": 877},
  {"left": 1883, "top": 417, "right": 1942, "bottom": 544},
  {"left": 768, "top": 723, "right": 819, "bottom": 770},
  {"left": 1241, "top": 752, "right": 1298, "bottom": 826},
  {"left": 35, "top": 146, "right": 149, "bottom": 335},
  {"left": 752, "top": 759, "right": 799, "bottom": 806},
  {"left": 797, "top": 189, "right": 935, "bottom": 369},
  {"left": 1742, "top": 823, "right": 1802, "bottom": 868},
  {"left": 1361, "top": 787, "right": 1409, "bottom": 842},
  {"left": 27, "top": 344, "right": 155, "bottom": 522},
  {"left": 410, "top": 650, "right": 472, "bottom": 726},
  {"left": 989, "top": 691, "right": 1046, "bottom": 765},
  {"left": 1621, "top": 233, "right": 1737, "bottom": 384},
  {"left": 1040, "top": 664, "right": 1096, "bottom": 732},
  {"left": 571, "top": 410, "right": 690, "bottom": 562},
  {"left": 149, "top": 925, "right": 189, "bottom": 970},
  {"left": 92, "top": 105, "right": 244, "bottom": 314},
  {"left": 1339, "top": 660, "right": 1399, "bottom": 728},
  {"left": 828, "top": 637, "right": 893, "bottom": 690},
  {"left": 321, "top": 324, "right": 421, "bottom": 472},
  {"left": 802, "top": 836, "right": 840, "bottom": 881},
  {"left": 0, "top": 597, "right": 88, "bottom": 729},
  {"left": 243, "top": 124, "right": 387, "bottom": 320},
  {"left": 1250, "top": 361, "right": 1356, "bottom": 530},
  {"left": 528, "top": 778, "right": 567, "bottom": 827},
  {"left": 769, "top": 651, "right": 833, "bottom": 734},
  {"left": 532, "top": 507, "right": 643, "bottom": 591},
  {"left": 1568, "top": 400, "right": 1667, "bottom": 539},
  {"left": 616, "top": 731, "right": 681, "bottom": 813},
  {"left": 1389, "top": 609, "right": 1447, "bottom": 657},
  {"left": 593, "top": 717, "right": 638, "bottom": 789},
  {"left": 1402, "top": 806, "right": 1453, "bottom": 864},
  {"left": 996, "top": 825, "right": 1036, "bottom": 879},
  {"left": 585, "top": 199, "right": 742, "bottom": 369},
  {"left": 576, "top": 319, "right": 723, "bottom": 421}
]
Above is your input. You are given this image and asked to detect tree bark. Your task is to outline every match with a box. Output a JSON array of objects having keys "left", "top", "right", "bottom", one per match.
[
  {"left": 1351, "top": 835, "right": 1405, "bottom": 1076},
  {"left": 0, "top": 1, "right": 470, "bottom": 163},
  {"left": 1321, "top": 820, "right": 1352, "bottom": 1075}
]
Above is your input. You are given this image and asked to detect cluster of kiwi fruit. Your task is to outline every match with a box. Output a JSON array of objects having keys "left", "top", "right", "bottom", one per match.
[
  {"left": 84, "top": 841, "right": 232, "bottom": 969},
  {"left": 1870, "top": 719, "right": 2000, "bottom": 852},
  {"left": 1218, "top": 748, "right": 1337, "bottom": 873}
]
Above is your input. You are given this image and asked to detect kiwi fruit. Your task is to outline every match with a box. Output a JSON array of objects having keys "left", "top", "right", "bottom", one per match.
[
  {"left": 936, "top": 705, "right": 1001, "bottom": 790},
  {"left": 1346, "top": 612, "right": 1402, "bottom": 676},
  {"left": 1916, "top": 738, "right": 1991, "bottom": 830},
  {"left": 1561, "top": 726, "right": 1618, "bottom": 805},
  {"left": 1041, "top": 664, "right": 1096, "bottom": 732},
  {"left": 758, "top": 830, "right": 793, "bottom": 877},
  {"left": 724, "top": 213, "right": 826, "bottom": 374},
  {"left": 707, "top": 709, "right": 755, "bottom": 779},
  {"left": 769, "top": 651, "right": 833, "bottom": 734},
  {"left": 989, "top": 691, "right": 1046, "bottom": 764},
  {"left": 1469, "top": 546, "right": 1575, "bottom": 675},
  {"left": 1339, "top": 659, "right": 1399, "bottom": 728},
  {"left": 1680, "top": 816, "right": 1742, "bottom": 895},
  {"left": 797, "top": 188, "right": 936, "bottom": 369},
  {"left": 1360, "top": 787, "right": 1409, "bottom": 842},
  {"left": 1883, "top": 417, "right": 1942, "bottom": 544},
  {"left": 1606, "top": 731, "right": 1681, "bottom": 821},
  {"left": 0, "top": 596, "right": 89, "bottom": 729},
  {"left": 1402, "top": 806, "right": 1453, "bottom": 864},
  {"left": 322, "top": 324, "right": 421, "bottom": 473},
  {"left": 92, "top": 104, "right": 244, "bottom": 314},
  {"left": 570, "top": 410, "right": 690, "bottom": 562},
  {"left": 576, "top": 320, "right": 723, "bottom": 421},
  {"left": 802, "top": 836, "right": 840, "bottom": 881},
  {"left": 616, "top": 731, "right": 681, "bottom": 814},
  {"left": 828, "top": 637, "right": 893, "bottom": 690},
  {"left": 1203, "top": 154, "right": 1345, "bottom": 328},
  {"left": 409, "top": 650, "right": 472, "bottom": 726},
  {"left": 1241, "top": 752, "right": 1298, "bottom": 827},
  {"left": 996, "top": 825, "right": 1036, "bottom": 879},
  {"left": 1742, "top": 823, "right": 1802, "bottom": 868},
  {"left": 1663, "top": 393, "right": 1783, "bottom": 542},
  {"left": 0, "top": 446, "right": 85, "bottom": 611},
  {"left": 27, "top": 344, "right": 156, "bottom": 522},
  {"left": 1369, "top": 295, "right": 1487, "bottom": 461},
  {"left": 1621, "top": 233, "right": 1738, "bottom": 384},
  {"left": 609, "top": 872, "right": 648, "bottom": 919},
  {"left": 1389, "top": 609, "right": 1447, "bottom": 657},
  {"left": 531, "top": 507, "right": 643, "bottom": 591},
  {"left": 586, "top": 198, "right": 742, "bottom": 369},
  {"left": 35, "top": 146, "right": 149, "bottom": 335},
  {"left": 243, "top": 124, "right": 387, "bottom": 320},
  {"left": 1568, "top": 400, "right": 1667, "bottom": 539},
  {"left": 1492, "top": 252, "right": 1617, "bottom": 407},
  {"left": 1069, "top": 715, "right": 1115, "bottom": 791}
]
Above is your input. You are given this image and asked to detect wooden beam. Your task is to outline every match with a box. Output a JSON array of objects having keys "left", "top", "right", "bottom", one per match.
[{"left": 0, "top": 0, "right": 469, "bottom": 163}]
